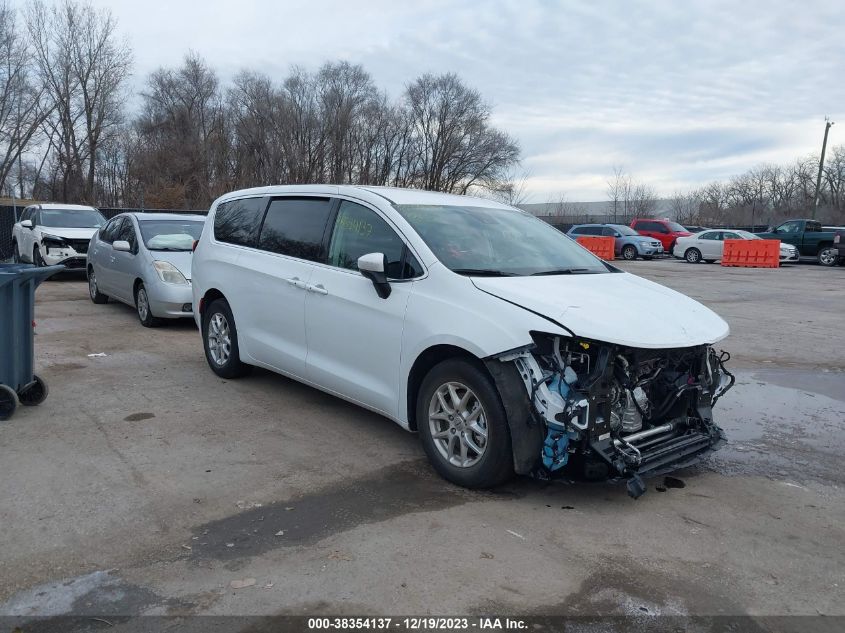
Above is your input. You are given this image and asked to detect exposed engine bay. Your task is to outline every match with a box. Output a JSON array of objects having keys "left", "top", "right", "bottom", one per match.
[{"left": 495, "top": 332, "right": 735, "bottom": 498}]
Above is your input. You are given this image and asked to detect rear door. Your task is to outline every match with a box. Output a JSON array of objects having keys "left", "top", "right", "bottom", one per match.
[
  {"left": 235, "top": 196, "right": 334, "bottom": 378},
  {"left": 303, "top": 198, "right": 421, "bottom": 416}
]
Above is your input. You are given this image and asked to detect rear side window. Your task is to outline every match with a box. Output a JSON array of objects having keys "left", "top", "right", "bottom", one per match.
[
  {"left": 214, "top": 197, "right": 265, "bottom": 247},
  {"left": 327, "top": 200, "right": 421, "bottom": 279},
  {"left": 258, "top": 197, "right": 333, "bottom": 261}
]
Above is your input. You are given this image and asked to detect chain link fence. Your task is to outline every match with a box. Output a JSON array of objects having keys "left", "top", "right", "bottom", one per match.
[{"left": 0, "top": 205, "right": 207, "bottom": 262}]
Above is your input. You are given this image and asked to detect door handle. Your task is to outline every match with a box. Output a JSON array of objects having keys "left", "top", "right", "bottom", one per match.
[
  {"left": 285, "top": 277, "right": 307, "bottom": 289},
  {"left": 308, "top": 283, "right": 328, "bottom": 295}
]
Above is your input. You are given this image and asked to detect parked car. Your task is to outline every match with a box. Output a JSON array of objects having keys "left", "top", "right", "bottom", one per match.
[
  {"left": 566, "top": 223, "right": 663, "bottom": 260},
  {"left": 755, "top": 219, "right": 839, "bottom": 266},
  {"left": 191, "top": 186, "right": 734, "bottom": 497},
  {"left": 87, "top": 213, "right": 205, "bottom": 327},
  {"left": 11, "top": 204, "right": 106, "bottom": 271},
  {"left": 630, "top": 218, "right": 693, "bottom": 253},
  {"left": 673, "top": 230, "right": 799, "bottom": 264},
  {"left": 834, "top": 229, "right": 845, "bottom": 263}
]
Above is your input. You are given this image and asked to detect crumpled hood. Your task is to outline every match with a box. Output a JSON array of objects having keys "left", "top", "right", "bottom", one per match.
[
  {"left": 472, "top": 272, "right": 729, "bottom": 348},
  {"left": 149, "top": 250, "right": 193, "bottom": 280},
  {"left": 38, "top": 227, "right": 98, "bottom": 240}
]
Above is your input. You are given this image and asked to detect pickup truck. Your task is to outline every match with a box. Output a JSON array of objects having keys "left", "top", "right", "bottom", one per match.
[{"left": 755, "top": 219, "right": 840, "bottom": 266}]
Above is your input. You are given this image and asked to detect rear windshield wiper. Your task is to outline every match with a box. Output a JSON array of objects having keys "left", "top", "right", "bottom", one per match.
[
  {"left": 451, "top": 268, "right": 519, "bottom": 277},
  {"left": 530, "top": 268, "right": 599, "bottom": 276}
]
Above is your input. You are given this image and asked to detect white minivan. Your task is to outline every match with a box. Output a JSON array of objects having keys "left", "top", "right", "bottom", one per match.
[{"left": 192, "top": 186, "right": 734, "bottom": 497}]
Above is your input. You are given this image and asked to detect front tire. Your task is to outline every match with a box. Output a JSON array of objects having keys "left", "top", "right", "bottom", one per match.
[
  {"left": 135, "top": 283, "right": 162, "bottom": 328},
  {"left": 417, "top": 358, "right": 513, "bottom": 488},
  {"left": 87, "top": 268, "right": 109, "bottom": 304},
  {"left": 621, "top": 245, "right": 638, "bottom": 260},
  {"left": 33, "top": 245, "right": 45, "bottom": 267},
  {"left": 817, "top": 246, "right": 838, "bottom": 267},
  {"left": 202, "top": 298, "right": 252, "bottom": 378},
  {"left": 685, "top": 248, "right": 702, "bottom": 263},
  {"left": 12, "top": 242, "right": 20, "bottom": 263}
]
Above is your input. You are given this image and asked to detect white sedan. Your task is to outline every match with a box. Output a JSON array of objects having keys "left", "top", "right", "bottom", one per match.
[{"left": 673, "top": 229, "right": 800, "bottom": 264}]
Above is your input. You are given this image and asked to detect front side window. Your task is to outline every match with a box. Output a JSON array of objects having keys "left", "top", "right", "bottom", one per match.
[
  {"left": 99, "top": 217, "right": 122, "bottom": 244},
  {"left": 140, "top": 220, "right": 204, "bottom": 251},
  {"left": 37, "top": 208, "right": 106, "bottom": 228},
  {"left": 19, "top": 208, "right": 32, "bottom": 222},
  {"left": 327, "top": 201, "right": 420, "bottom": 279},
  {"left": 258, "top": 197, "right": 333, "bottom": 261},
  {"left": 777, "top": 221, "right": 801, "bottom": 234},
  {"left": 395, "top": 204, "right": 608, "bottom": 276},
  {"left": 214, "top": 197, "right": 265, "bottom": 247},
  {"left": 664, "top": 221, "right": 688, "bottom": 233},
  {"left": 115, "top": 218, "right": 137, "bottom": 250}
]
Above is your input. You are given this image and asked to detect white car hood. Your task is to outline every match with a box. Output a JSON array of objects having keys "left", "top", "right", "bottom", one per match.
[
  {"left": 38, "top": 226, "right": 98, "bottom": 240},
  {"left": 472, "top": 271, "right": 729, "bottom": 349}
]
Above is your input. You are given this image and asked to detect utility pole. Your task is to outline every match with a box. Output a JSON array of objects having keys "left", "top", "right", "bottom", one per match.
[{"left": 812, "top": 117, "right": 834, "bottom": 219}]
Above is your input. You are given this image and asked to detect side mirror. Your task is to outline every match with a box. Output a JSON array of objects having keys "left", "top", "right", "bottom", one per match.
[
  {"left": 358, "top": 252, "right": 391, "bottom": 299},
  {"left": 21, "top": 219, "right": 32, "bottom": 229},
  {"left": 113, "top": 240, "right": 131, "bottom": 252}
]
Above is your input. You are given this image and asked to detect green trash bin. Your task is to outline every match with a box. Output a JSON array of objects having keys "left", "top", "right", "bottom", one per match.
[{"left": 0, "top": 263, "right": 65, "bottom": 420}]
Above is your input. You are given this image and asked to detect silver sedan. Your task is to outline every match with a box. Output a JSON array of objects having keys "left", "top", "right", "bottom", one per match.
[{"left": 86, "top": 213, "right": 205, "bottom": 327}]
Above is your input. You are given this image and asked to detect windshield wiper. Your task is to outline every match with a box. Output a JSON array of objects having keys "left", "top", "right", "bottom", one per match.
[
  {"left": 149, "top": 247, "right": 191, "bottom": 252},
  {"left": 451, "top": 268, "right": 519, "bottom": 277},
  {"left": 530, "top": 268, "right": 599, "bottom": 276}
]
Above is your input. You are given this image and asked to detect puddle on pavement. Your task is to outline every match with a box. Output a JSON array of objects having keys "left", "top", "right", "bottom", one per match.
[
  {"left": 191, "top": 460, "right": 478, "bottom": 562},
  {"left": 709, "top": 368, "right": 845, "bottom": 484}
]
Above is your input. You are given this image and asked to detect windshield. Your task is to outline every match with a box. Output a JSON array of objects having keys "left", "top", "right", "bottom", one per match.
[
  {"left": 139, "top": 220, "right": 204, "bottom": 251},
  {"left": 395, "top": 204, "right": 609, "bottom": 276},
  {"left": 38, "top": 208, "right": 105, "bottom": 228},
  {"left": 665, "top": 221, "right": 688, "bottom": 233},
  {"left": 611, "top": 225, "right": 639, "bottom": 236}
]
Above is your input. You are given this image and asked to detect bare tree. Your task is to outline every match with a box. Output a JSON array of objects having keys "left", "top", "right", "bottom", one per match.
[
  {"left": 0, "top": 1, "right": 52, "bottom": 196},
  {"left": 669, "top": 189, "right": 701, "bottom": 225},
  {"left": 606, "top": 166, "right": 627, "bottom": 223},
  {"left": 488, "top": 168, "right": 530, "bottom": 206},
  {"left": 401, "top": 73, "right": 519, "bottom": 194},
  {"left": 27, "top": 0, "right": 131, "bottom": 204}
]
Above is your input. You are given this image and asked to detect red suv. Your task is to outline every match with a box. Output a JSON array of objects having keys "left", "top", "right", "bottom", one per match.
[{"left": 630, "top": 218, "right": 692, "bottom": 253}]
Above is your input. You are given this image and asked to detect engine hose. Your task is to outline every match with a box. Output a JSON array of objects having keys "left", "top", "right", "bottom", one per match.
[{"left": 711, "top": 352, "right": 735, "bottom": 407}]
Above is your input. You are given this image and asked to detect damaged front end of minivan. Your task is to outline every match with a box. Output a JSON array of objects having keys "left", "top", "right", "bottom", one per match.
[{"left": 488, "top": 332, "right": 734, "bottom": 498}]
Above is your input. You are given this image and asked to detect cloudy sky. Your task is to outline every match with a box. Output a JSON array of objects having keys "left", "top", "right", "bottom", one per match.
[{"left": 90, "top": 0, "right": 844, "bottom": 202}]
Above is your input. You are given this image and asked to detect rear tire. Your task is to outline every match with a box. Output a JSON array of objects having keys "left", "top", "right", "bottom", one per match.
[
  {"left": 0, "top": 385, "right": 19, "bottom": 421},
  {"left": 417, "top": 358, "right": 513, "bottom": 489},
  {"left": 685, "top": 248, "right": 702, "bottom": 263},
  {"left": 202, "top": 298, "right": 252, "bottom": 378},
  {"left": 817, "top": 246, "right": 838, "bottom": 267},
  {"left": 19, "top": 375, "right": 48, "bottom": 406},
  {"left": 87, "top": 267, "right": 109, "bottom": 304},
  {"left": 621, "top": 245, "right": 638, "bottom": 260},
  {"left": 135, "top": 283, "right": 162, "bottom": 328}
]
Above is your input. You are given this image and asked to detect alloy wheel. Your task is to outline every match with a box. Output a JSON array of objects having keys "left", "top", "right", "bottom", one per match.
[
  {"left": 818, "top": 247, "right": 837, "bottom": 266},
  {"left": 88, "top": 272, "right": 98, "bottom": 300},
  {"left": 137, "top": 287, "right": 150, "bottom": 320},
  {"left": 428, "top": 381, "right": 488, "bottom": 468},
  {"left": 207, "top": 312, "right": 231, "bottom": 366}
]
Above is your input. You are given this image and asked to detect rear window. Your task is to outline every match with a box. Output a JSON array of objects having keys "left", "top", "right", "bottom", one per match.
[
  {"left": 257, "top": 197, "right": 333, "bottom": 261},
  {"left": 214, "top": 197, "right": 265, "bottom": 247}
]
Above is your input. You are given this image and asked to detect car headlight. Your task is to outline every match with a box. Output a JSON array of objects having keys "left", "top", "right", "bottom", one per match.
[
  {"left": 153, "top": 260, "right": 189, "bottom": 285},
  {"left": 41, "top": 234, "right": 67, "bottom": 248}
]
